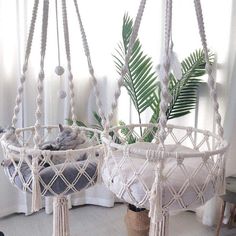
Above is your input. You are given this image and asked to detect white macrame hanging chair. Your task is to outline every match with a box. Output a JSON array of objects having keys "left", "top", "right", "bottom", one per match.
[
  {"left": 98, "top": 0, "right": 229, "bottom": 236},
  {"left": 0, "top": 1, "right": 103, "bottom": 236}
]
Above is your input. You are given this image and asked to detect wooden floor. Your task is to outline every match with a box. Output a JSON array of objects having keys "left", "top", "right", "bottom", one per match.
[{"left": 0, "top": 204, "right": 236, "bottom": 236}]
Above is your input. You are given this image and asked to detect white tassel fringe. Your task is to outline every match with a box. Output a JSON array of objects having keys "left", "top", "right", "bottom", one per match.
[
  {"left": 31, "top": 157, "right": 42, "bottom": 212},
  {"left": 53, "top": 196, "right": 70, "bottom": 236}
]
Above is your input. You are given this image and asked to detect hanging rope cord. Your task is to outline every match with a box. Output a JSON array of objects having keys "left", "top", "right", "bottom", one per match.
[
  {"left": 33, "top": 0, "right": 49, "bottom": 147},
  {"left": 158, "top": 0, "right": 173, "bottom": 149},
  {"left": 73, "top": 0, "right": 147, "bottom": 132},
  {"left": 149, "top": 1, "right": 225, "bottom": 232},
  {"left": 148, "top": 1, "right": 173, "bottom": 233},
  {"left": 31, "top": 0, "right": 50, "bottom": 212},
  {"left": 193, "top": 0, "right": 224, "bottom": 139},
  {"left": 61, "top": 0, "right": 77, "bottom": 125},
  {"left": 11, "top": 0, "right": 39, "bottom": 127},
  {"left": 55, "top": 0, "right": 61, "bottom": 67},
  {"left": 158, "top": 0, "right": 224, "bottom": 146}
]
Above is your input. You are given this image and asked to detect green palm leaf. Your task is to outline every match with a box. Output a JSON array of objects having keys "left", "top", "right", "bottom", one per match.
[
  {"left": 167, "top": 49, "right": 214, "bottom": 120},
  {"left": 113, "top": 14, "right": 157, "bottom": 123},
  {"left": 149, "top": 49, "right": 214, "bottom": 121}
]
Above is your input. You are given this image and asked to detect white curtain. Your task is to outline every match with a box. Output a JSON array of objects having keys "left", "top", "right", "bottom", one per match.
[
  {"left": 118, "top": 0, "right": 234, "bottom": 228},
  {"left": 0, "top": 0, "right": 235, "bottom": 225},
  {"left": 196, "top": 0, "right": 236, "bottom": 226}
]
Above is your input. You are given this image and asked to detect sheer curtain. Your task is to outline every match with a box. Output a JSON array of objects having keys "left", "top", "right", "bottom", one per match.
[
  {"left": 0, "top": 0, "right": 234, "bottom": 224},
  {"left": 117, "top": 0, "right": 233, "bottom": 227}
]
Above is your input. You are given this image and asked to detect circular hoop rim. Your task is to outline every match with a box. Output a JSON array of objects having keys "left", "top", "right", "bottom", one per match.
[
  {"left": 102, "top": 124, "right": 228, "bottom": 159},
  {"left": 1, "top": 125, "right": 103, "bottom": 155}
]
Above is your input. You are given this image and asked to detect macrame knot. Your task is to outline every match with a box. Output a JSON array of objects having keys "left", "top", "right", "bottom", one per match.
[
  {"left": 18, "top": 86, "right": 23, "bottom": 94},
  {"left": 31, "top": 156, "right": 42, "bottom": 212},
  {"left": 121, "top": 65, "right": 128, "bottom": 76},
  {"left": 118, "top": 78, "right": 123, "bottom": 87},
  {"left": 149, "top": 169, "right": 164, "bottom": 234},
  {"left": 20, "top": 75, "right": 26, "bottom": 83},
  {"left": 53, "top": 196, "right": 70, "bottom": 236},
  {"left": 39, "top": 71, "right": 44, "bottom": 79},
  {"left": 147, "top": 150, "right": 156, "bottom": 162},
  {"left": 202, "top": 152, "right": 209, "bottom": 163},
  {"left": 205, "top": 64, "right": 213, "bottom": 75},
  {"left": 176, "top": 153, "right": 184, "bottom": 165},
  {"left": 186, "top": 127, "right": 193, "bottom": 135},
  {"left": 89, "top": 67, "right": 94, "bottom": 75}
]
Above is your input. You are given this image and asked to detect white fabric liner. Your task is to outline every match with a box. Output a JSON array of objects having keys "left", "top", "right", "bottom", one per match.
[{"left": 102, "top": 142, "right": 214, "bottom": 212}]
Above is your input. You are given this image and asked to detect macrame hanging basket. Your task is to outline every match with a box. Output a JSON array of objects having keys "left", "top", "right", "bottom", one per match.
[
  {"left": 100, "top": 0, "right": 228, "bottom": 236},
  {"left": 0, "top": 1, "right": 102, "bottom": 236}
]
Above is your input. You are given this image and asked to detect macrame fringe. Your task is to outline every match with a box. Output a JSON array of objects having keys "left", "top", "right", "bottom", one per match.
[
  {"left": 53, "top": 196, "right": 70, "bottom": 236},
  {"left": 149, "top": 212, "right": 169, "bottom": 236},
  {"left": 96, "top": 148, "right": 103, "bottom": 183},
  {"left": 31, "top": 158, "right": 42, "bottom": 212},
  {"left": 149, "top": 170, "right": 163, "bottom": 236},
  {"left": 216, "top": 161, "right": 226, "bottom": 196}
]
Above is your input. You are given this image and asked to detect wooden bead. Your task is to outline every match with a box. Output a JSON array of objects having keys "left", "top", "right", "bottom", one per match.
[
  {"left": 58, "top": 90, "right": 67, "bottom": 99},
  {"left": 55, "top": 66, "right": 65, "bottom": 76}
]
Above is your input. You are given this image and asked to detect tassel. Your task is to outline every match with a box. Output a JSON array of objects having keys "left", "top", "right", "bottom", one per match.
[
  {"left": 149, "top": 167, "right": 163, "bottom": 236},
  {"left": 31, "top": 157, "right": 42, "bottom": 212},
  {"left": 53, "top": 196, "right": 70, "bottom": 236},
  {"left": 96, "top": 147, "right": 103, "bottom": 183},
  {"left": 216, "top": 157, "right": 226, "bottom": 196}
]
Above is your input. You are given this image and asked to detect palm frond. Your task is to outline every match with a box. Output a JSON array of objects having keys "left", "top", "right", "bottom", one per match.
[
  {"left": 113, "top": 14, "right": 157, "bottom": 121},
  {"left": 167, "top": 50, "right": 214, "bottom": 120}
]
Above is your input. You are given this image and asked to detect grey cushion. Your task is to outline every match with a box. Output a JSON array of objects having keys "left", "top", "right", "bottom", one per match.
[{"left": 6, "top": 160, "right": 97, "bottom": 196}]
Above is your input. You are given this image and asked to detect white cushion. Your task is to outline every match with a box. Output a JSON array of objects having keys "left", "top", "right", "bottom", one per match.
[{"left": 102, "top": 142, "right": 214, "bottom": 211}]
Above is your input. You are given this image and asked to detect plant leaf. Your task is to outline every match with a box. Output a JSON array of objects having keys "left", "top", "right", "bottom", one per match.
[{"left": 113, "top": 14, "right": 157, "bottom": 122}]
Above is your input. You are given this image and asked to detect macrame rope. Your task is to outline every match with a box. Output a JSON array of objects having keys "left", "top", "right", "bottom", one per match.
[
  {"left": 149, "top": 2, "right": 172, "bottom": 235},
  {"left": 62, "top": 0, "right": 77, "bottom": 125},
  {"left": 33, "top": 0, "right": 49, "bottom": 147},
  {"left": 12, "top": 0, "right": 39, "bottom": 127},
  {"left": 73, "top": 0, "right": 106, "bottom": 127},
  {"left": 73, "top": 0, "right": 146, "bottom": 131},
  {"left": 106, "top": 0, "right": 147, "bottom": 130},
  {"left": 53, "top": 196, "right": 70, "bottom": 236},
  {"left": 193, "top": 0, "right": 224, "bottom": 139},
  {"left": 32, "top": 0, "right": 49, "bottom": 212},
  {"left": 31, "top": 154, "right": 42, "bottom": 212},
  {"left": 158, "top": 0, "right": 173, "bottom": 148},
  {"left": 55, "top": 0, "right": 61, "bottom": 67}
]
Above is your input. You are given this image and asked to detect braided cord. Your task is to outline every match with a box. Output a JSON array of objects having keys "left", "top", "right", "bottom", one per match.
[
  {"left": 73, "top": 0, "right": 106, "bottom": 127},
  {"left": 55, "top": 0, "right": 61, "bottom": 67},
  {"left": 194, "top": 0, "right": 224, "bottom": 139},
  {"left": 12, "top": 0, "right": 39, "bottom": 127},
  {"left": 73, "top": 0, "right": 146, "bottom": 131},
  {"left": 62, "top": 0, "right": 77, "bottom": 125},
  {"left": 158, "top": 0, "right": 173, "bottom": 148},
  {"left": 33, "top": 0, "right": 49, "bottom": 147}
]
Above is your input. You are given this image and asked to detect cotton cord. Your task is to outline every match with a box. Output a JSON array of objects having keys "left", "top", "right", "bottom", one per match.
[
  {"left": 62, "top": 0, "right": 77, "bottom": 125},
  {"left": 73, "top": 0, "right": 146, "bottom": 131},
  {"left": 55, "top": 0, "right": 61, "bottom": 67},
  {"left": 32, "top": 0, "right": 49, "bottom": 212},
  {"left": 33, "top": 0, "right": 49, "bottom": 147},
  {"left": 158, "top": 0, "right": 173, "bottom": 148},
  {"left": 52, "top": 196, "right": 70, "bottom": 236},
  {"left": 193, "top": 0, "right": 224, "bottom": 139},
  {"left": 31, "top": 155, "right": 42, "bottom": 212},
  {"left": 12, "top": 0, "right": 39, "bottom": 127},
  {"left": 149, "top": 1, "right": 173, "bottom": 234},
  {"left": 149, "top": 151, "right": 166, "bottom": 236},
  {"left": 73, "top": 0, "right": 106, "bottom": 127}
]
